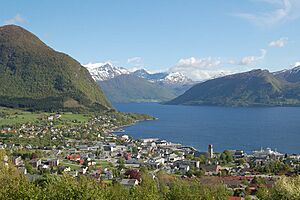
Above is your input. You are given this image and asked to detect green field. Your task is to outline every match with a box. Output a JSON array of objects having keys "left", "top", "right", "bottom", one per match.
[
  {"left": 60, "top": 161, "right": 81, "bottom": 170},
  {"left": 0, "top": 107, "right": 44, "bottom": 126},
  {"left": 59, "top": 113, "right": 89, "bottom": 123},
  {"left": 96, "top": 160, "right": 111, "bottom": 169},
  {"left": 0, "top": 107, "right": 90, "bottom": 127}
]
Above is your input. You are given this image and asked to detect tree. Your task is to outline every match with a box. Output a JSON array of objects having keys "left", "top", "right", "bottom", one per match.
[
  {"left": 130, "top": 173, "right": 160, "bottom": 200},
  {"left": 124, "top": 169, "right": 141, "bottom": 181},
  {"left": 24, "top": 160, "right": 33, "bottom": 174},
  {"left": 195, "top": 155, "right": 206, "bottom": 164},
  {"left": 185, "top": 154, "right": 194, "bottom": 160},
  {"left": 256, "top": 187, "right": 269, "bottom": 200},
  {"left": 251, "top": 177, "right": 265, "bottom": 185},
  {"left": 131, "top": 146, "right": 138, "bottom": 154},
  {"left": 117, "top": 157, "right": 125, "bottom": 170},
  {"left": 237, "top": 158, "right": 246, "bottom": 165},
  {"left": 267, "top": 176, "right": 300, "bottom": 200}
]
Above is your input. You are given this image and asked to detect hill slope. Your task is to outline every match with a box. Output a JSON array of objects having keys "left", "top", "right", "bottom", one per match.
[
  {"left": 0, "top": 25, "right": 111, "bottom": 111},
  {"left": 167, "top": 69, "right": 300, "bottom": 106},
  {"left": 98, "top": 74, "right": 177, "bottom": 103}
]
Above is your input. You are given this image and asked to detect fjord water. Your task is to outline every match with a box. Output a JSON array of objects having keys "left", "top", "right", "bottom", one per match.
[{"left": 115, "top": 103, "right": 300, "bottom": 154}]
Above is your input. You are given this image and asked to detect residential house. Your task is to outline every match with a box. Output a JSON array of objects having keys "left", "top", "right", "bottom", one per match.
[
  {"left": 13, "top": 156, "right": 23, "bottom": 166},
  {"left": 179, "top": 165, "right": 190, "bottom": 174},
  {"left": 125, "top": 159, "right": 141, "bottom": 168},
  {"left": 200, "top": 164, "right": 221, "bottom": 175},
  {"left": 59, "top": 166, "right": 71, "bottom": 173},
  {"left": 105, "top": 170, "right": 113, "bottom": 180},
  {"left": 31, "top": 159, "right": 42, "bottom": 168},
  {"left": 67, "top": 154, "right": 81, "bottom": 161},
  {"left": 78, "top": 166, "right": 88, "bottom": 174},
  {"left": 18, "top": 166, "right": 27, "bottom": 175},
  {"left": 174, "top": 160, "right": 200, "bottom": 169},
  {"left": 120, "top": 179, "right": 139, "bottom": 187},
  {"left": 50, "top": 159, "right": 59, "bottom": 167}
]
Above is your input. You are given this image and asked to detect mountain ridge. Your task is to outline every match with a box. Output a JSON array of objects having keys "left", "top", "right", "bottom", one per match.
[
  {"left": 84, "top": 62, "right": 130, "bottom": 81},
  {"left": 84, "top": 63, "right": 195, "bottom": 103},
  {"left": 167, "top": 68, "right": 300, "bottom": 107},
  {"left": 84, "top": 62, "right": 194, "bottom": 86}
]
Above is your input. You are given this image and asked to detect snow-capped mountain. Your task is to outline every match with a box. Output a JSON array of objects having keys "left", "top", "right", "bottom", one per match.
[
  {"left": 285, "top": 65, "right": 300, "bottom": 74},
  {"left": 132, "top": 69, "right": 193, "bottom": 85},
  {"left": 163, "top": 72, "right": 193, "bottom": 85},
  {"left": 132, "top": 69, "right": 168, "bottom": 81},
  {"left": 273, "top": 65, "right": 300, "bottom": 83},
  {"left": 83, "top": 62, "right": 194, "bottom": 85},
  {"left": 210, "top": 72, "right": 228, "bottom": 80},
  {"left": 84, "top": 62, "right": 129, "bottom": 81}
]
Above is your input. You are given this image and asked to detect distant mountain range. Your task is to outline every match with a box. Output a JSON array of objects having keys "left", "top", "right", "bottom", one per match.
[
  {"left": 84, "top": 62, "right": 193, "bottom": 85},
  {"left": 84, "top": 62, "right": 195, "bottom": 103},
  {"left": 0, "top": 25, "right": 111, "bottom": 111},
  {"left": 167, "top": 67, "right": 300, "bottom": 107},
  {"left": 84, "top": 62, "right": 130, "bottom": 81},
  {"left": 132, "top": 69, "right": 168, "bottom": 81},
  {"left": 132, "top": 69, "right": 193, "bottom": 85},
  {"left": 100, "top": 74, "right": 178, "bottom": 103}
]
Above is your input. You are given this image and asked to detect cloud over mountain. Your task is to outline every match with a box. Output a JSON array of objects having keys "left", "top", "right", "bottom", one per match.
[
  {"left": 169, "top": 57, "right": 231, "bottom": 81},
  {"left": 239, "top": 49, "right": 267, "bottom": 65}
]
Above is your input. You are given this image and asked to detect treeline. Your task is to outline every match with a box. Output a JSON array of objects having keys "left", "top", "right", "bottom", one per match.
[
  {"left": 0, "top": 150, "right": 231, "bottom": 200},
  {"left": 0, "top": 96, "right": 66, "bottom": 112},
  {"left": 0, "top": 166, "right": 230, "bottom": 199},
  {"left": 1, "top": 151, "right": 300, "bottom": 200}
]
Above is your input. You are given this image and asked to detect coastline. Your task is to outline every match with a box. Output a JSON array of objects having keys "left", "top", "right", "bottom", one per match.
[{"left": 111, "top": 117, "right": 158, "bottom": 134}]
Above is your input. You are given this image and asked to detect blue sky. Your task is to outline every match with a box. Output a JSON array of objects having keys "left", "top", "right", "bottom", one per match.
[{"left": 1, "top": 0, "right": 300, "bottom": 80}]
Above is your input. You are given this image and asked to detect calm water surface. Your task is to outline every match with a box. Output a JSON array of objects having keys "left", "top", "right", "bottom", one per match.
[{"left": 115, "top": 103, "right": 300, "bottom": 154}]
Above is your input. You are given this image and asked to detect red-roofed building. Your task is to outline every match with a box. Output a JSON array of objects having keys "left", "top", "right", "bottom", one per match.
[
  {"left": 78, "top": 159, "right": 85, "bottom": 165},
  {"left": 228, "top": 197, "right": 244, "bottom": 200},
  {"left": 67, "top": 154, "right": 80, "bottom": 161}
]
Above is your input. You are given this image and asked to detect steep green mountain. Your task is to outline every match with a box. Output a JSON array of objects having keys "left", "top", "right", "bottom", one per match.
[
  {"left": 167, "top": 69, "right": 300, "bottom": 106},
  {"left": 0, "top": 25, "right": 111, "bottom": 111},
  {"left": 98, "top": 74, "right": 177, "bottom": 103}
]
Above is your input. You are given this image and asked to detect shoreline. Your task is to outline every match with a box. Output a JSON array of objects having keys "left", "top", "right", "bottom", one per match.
[{"left": 110, "top": 119, "right": 294, "bottom": 155}]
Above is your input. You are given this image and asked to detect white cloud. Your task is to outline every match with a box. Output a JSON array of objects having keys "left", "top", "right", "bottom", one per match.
[
  {"left": 175, "top": 57, "right": 222, "bottom": 69},
  {"left": 127, "top": 57, "right": 142, "bottom": 64},
  {"left": 127, "top": 57, "right": 144, "bottom": 69},
  {"left": 269, "top": 37, "right": 288, "bottom": 47},
  {"left": 170, "top": 57, "right": 232, "bottom": 81},
  {"left": 239, "top": 49, "right": 267, "bottom": 65},
  {"left": 228, "top": 60, "right": 237, "bottom": 64},
  {"left": 4, "top": 14, "right": 27, "bottom": 25},
  {"left": 235, "top": 0, "right": 300, "bottom": 27}
]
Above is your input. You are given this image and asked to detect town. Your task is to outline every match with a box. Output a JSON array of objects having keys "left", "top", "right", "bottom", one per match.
[{"left": 1, "top": 109, "right": 300, "bottom": 199}]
